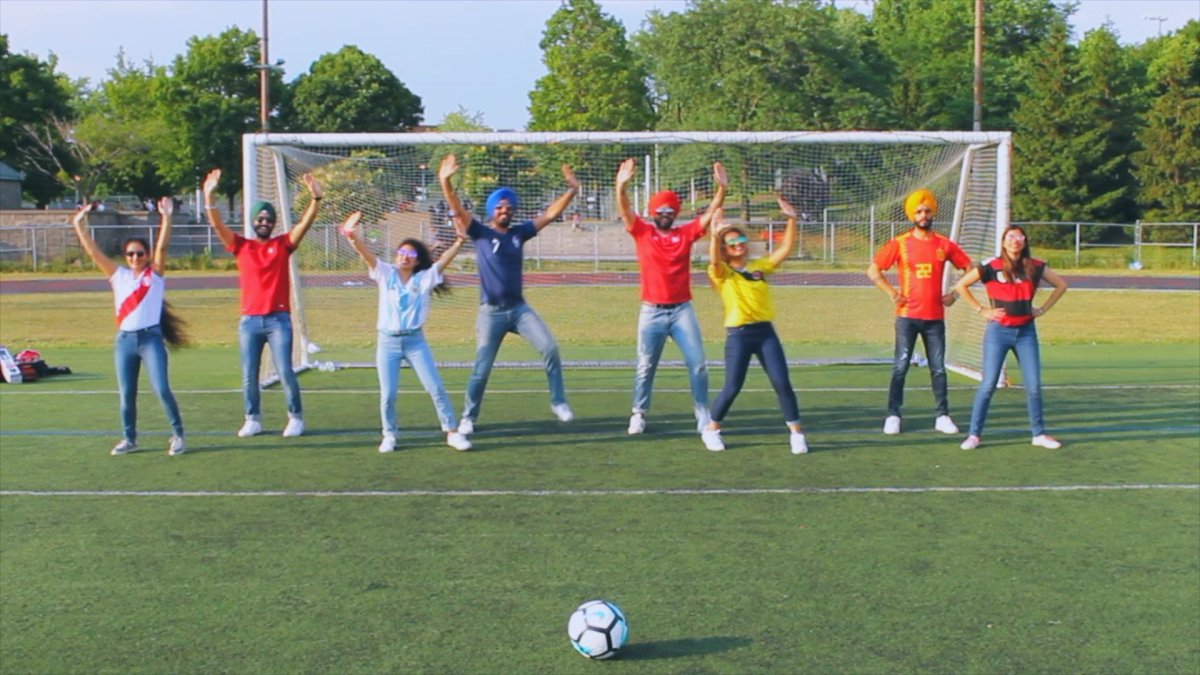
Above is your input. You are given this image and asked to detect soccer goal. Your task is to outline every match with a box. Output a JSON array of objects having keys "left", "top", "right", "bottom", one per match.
[{"left": 242, "top": 130, "right": 1011, "bottom": 383}]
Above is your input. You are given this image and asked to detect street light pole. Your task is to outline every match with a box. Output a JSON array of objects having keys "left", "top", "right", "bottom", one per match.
[
  {"left": 259, "top": 0, "right": 270, "bottom": 131},
  {"left": 973, "top": 0, "right": 984, "bottom": 132},
  {"left": 1143, "top": 15, "right": 1167, "bottom": 37}
]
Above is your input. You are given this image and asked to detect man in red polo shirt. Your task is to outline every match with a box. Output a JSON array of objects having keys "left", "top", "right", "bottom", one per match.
[
  {"left": 867, "top": 188, "right": 971, "bottom": 436},
  {"left": 203, "top": 168, "right": 323, "bottom": 438},
  {"left": 616, "top": 158, "right": 727, "bottom": 436}
]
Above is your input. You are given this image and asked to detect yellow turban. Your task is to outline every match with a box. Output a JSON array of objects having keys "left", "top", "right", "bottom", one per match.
[{"left": 904, "top": 189, "right": 938, "bottom": 222}]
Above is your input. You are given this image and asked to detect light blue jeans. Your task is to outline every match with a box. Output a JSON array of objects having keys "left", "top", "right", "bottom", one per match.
[
  {"left": 238, "top": 312, "right": 302, "bottom": 418},
  {"left": 968, "top": 321, "right": 1046, "bottom": 438},
  {"left": 114, "top": 325, "right": 184, "bottom": 442},
  {"left": 632, "top": 302, "right": 709, "bottom": 416},
  {"left": 462, "top": 302, "right": 566, "bottom": 422},
  {"left": 377, "top": 330, "right": 457, "bottom": 436}
]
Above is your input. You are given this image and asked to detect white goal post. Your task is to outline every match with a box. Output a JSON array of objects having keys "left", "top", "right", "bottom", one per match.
[{"left": 242, "top": 130, "right": 1011, "bottom": 384}]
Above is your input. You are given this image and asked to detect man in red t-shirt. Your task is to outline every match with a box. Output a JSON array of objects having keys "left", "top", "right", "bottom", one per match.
[
  {"left": 203, "top": 168, "right": 323, "bottom": 439},
  {"left": 616, "top": 158, "right": 727, "bottom": 436},
  {"left": 867, "top": 189, "right": 971, "bottom": 436}
]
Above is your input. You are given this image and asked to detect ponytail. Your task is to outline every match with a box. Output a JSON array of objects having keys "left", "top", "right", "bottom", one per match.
[{"left": 159, "top": 301, "right": 190, "bottom": 349}]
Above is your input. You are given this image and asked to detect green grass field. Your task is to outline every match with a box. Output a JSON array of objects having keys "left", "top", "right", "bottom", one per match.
[{"left": 1, "top": 286, "right": 1198, "bottom": 673}]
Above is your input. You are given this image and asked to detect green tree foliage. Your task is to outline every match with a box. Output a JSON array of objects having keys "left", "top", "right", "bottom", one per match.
[
  {"left": 1133, "top": 21, "right": 1200, "bottom": 232},
  {"left": 80, "top": 54, "right": 176, "bottom": 200},
  {"left": 159, "top": 28, "right": 276, "bottom": 202},
  {"left": 637, "top": 0, "right": 885, "bottom": 132},
  {"left": 1074, "top": 26, "right": 1144, "bottom": 224},
  {"left": 0, "top": 35, "right": 75, "bottom": 206},
  {"left": 872, "top": 0, "right": 1067, "bottom": 130},
  {"left": 285, "top": 46, "right": 422, "bottom": 133},
  {"left": 529, "top": 0, "right": 653, "bottom": 132}
]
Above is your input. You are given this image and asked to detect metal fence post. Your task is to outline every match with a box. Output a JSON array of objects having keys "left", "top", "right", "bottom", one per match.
[
  {"left": 1135, "top": 220, "right": 1143, "bottom": 266},
  {"left": 1074, "top": 223, "right": 1081, "bottom": 266}
]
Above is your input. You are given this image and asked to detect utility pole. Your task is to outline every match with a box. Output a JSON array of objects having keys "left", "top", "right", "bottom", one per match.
[{"left": 973, "top": 0, "right": 984, "bottom": 132}]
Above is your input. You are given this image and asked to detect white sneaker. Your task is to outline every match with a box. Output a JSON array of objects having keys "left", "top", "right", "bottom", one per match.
[
  {"left": 237, "top": 417, "right": 262, "bottom": 437},
  {"left": 960, "top": 435, "right": 981, "bottom": 450},
  {"left": 446, "top": 432, "right": 473, "bottom": 451},
  {"left": 282, "top": 415, "right": 305, "bottom": 438},
  {"left": 111, "top": 439, "right": 138, "bottom": 456},
  {"left": 1032, "top": 434, "right": 1062, "bottom": 450},
  {"left": 701, "top": 428, "right": 725, "bottom": 452},
  {"left": 457, "top": 418, "right": 475, "bottom": 435},
  {"left": 378, "top": 435, "right": 397, "bottom": 453},
  {"left": 167, "top": 435, "right": 186, "bottom": 456},
  {"left": 552, "top": 403, "right": 575, "bottom": 422},
  {"left": 934, "top": 415, "right": 959, "bottom": 435},
  {"left": 627, "top": 413, "right": 646, "bottom": 435},
  {"left": 883, "top": 415, "right": 901, "bottom": 435},
  {"left": 790, "top": 432, "right": 809, "bottom": 455}
]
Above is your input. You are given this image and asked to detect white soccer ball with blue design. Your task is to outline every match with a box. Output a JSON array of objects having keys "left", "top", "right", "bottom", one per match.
[{"left": 567, "top": 599, "right": 628, "bottom": 659}]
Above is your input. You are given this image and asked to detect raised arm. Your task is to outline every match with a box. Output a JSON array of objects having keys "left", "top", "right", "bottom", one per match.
[
  {"left": 615, "top": 158, "right": 638, "bottom": 233},
  {"left": 70, "top": 204, "right": 118, "bottom": 277},
  {"left": 707, "top": 218, "right": 725, "bottom": 281},
  {"left": 532, "top": 164, "right": 580, "bottom": 232},
  {"left": 152, "top": 196, "right": 174, "bottom": 276},
  {"left": 202, "top": 169, "right": 237, "bottom": 249},
  {"left": 438, "top": 154, "right": 472, "bottom": 237},
  {"left": 769, "top": 195, "right": 798, "bottom": 268},
  {"left": 287, "top": 174, "right": 324, "bottom": 247},
  {"left": 339, "top": 211, "right": 376, "bottom": 271},
  {"left": 434, "top": 232, "right": 467, "bottom": 273},
  {"left": 696, "top": 161, "right": 729, "bottom": 236}
]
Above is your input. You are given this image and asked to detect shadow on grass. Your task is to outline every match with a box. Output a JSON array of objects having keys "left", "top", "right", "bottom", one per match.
[{"left": 620, "top": 635, "right": 752, "bottom": 660}]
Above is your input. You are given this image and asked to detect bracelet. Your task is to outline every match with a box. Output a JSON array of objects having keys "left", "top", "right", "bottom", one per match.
[
  {"left": 204, "top": 203, "right": 217, "bottom": 210},
  {"left": 313, "top": 196, "right": 322, "bottom": 201}
]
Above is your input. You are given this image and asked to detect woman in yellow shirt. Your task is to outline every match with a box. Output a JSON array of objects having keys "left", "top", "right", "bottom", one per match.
[{"left": 701, "top": 196, "right": 807, "bottom": 455}]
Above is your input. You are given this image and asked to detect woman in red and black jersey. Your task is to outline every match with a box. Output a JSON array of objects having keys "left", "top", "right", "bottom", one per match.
[{"left": 953, "top": 225, "right": 1068, "bottom": 451}]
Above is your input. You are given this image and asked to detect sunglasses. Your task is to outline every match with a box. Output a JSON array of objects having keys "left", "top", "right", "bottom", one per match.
[
  {"left": 724, "top": 236, "right": 748, "bottom": 246},
  {"left": 1004, "top": 232, "right": 1027, "bottom": 242},
  {"left": 654, "top": 208, "right": 676, "bottom": 216},
  {"left": 125, "top": 250, "right": 147, "bottom": 258},
  {"left": 395, "top": 248, "right": 419, "bottom": 259}
]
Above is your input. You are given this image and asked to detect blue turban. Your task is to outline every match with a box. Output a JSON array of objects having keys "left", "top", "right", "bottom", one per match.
[{"left": 485, "top": 188, "right": 518, "bottom": 220}]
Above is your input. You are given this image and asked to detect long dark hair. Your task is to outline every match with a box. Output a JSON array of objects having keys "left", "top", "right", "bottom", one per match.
[
  {"left": 715, "top": 226, "right": 748, "bottom": 264},
  {"left": 397, "top": 238, "right": 451, "bottom": 296},
  {"left": 123, "top": 236, "right": 189, "bottom": 349},
  {"left": 1000, "top": 225, "right": 1036, "bottom": 283}
]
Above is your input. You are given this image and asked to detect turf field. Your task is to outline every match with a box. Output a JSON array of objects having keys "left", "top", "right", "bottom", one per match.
[{"left": 1, "top": 286, "right": 1197, "bottom": 673}]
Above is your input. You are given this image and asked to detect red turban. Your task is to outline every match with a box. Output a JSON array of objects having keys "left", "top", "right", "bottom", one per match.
[{"left": 648, "top": 190, "right": 681, "bottom": 215}]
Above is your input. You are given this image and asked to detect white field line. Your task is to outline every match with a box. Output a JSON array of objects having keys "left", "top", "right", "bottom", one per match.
[
  {"left": 2, "top": 383, "right": 1197, "bottom": 396},
  {"left": 1, "top": 484, "right": 1197, "bottom": 498}
]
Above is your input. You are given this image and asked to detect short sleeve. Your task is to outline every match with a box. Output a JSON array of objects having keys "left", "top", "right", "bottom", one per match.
[
  {"left": 467, "top": 219, "right": 485, "bottom": 240},
  {"left": 226, "top": 233, "right": 246, "bottom": 255},
  {"left": 873, "top": 239, "right": 899, "bottom": 270}
]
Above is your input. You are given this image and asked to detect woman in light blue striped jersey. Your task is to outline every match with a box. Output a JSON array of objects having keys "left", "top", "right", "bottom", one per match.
[{"left": 341, "top": 211, "right": 473, "bottom": 453}]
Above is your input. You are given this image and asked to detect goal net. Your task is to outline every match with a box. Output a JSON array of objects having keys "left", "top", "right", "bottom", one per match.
[{"left": 241, "top": 131, "right": 1010, "bottom": 383}]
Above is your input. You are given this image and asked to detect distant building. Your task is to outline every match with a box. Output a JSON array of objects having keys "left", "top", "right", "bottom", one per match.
[{"left": 0, "top": 162, "right": 25, "bottom": 209}]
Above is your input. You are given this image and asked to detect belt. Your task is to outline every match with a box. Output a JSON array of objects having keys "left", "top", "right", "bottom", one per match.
[
  {"left": 645, "top": 302, "right": 686, "bottom": 310},
  {"left": 119, "top": 324, "right": 161, "bottom": 335},
  {"left": 383, "top": 328, "right": 420, "bottom": 337}
]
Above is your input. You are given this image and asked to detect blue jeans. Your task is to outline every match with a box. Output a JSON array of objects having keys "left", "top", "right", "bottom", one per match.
[
  {"left": 377, "top": 330, "right": 457, "bottom": 436},
  {"left": 710, "top": 322, "right": 800, "bottom": 425},
  {"left": 462, "top": 302, "right": 566, "bottom": 422},
  {"left": 238, "top": 312, "right": 302, "bottom": 418},
  {"left": 632, "top": 302, "right": 709, "bottom": 416},
  {"left": 114, "top": 325, "right": 184, "bottom": 442},
  {"left": 968, "top": 321, "right": 1046, "bottom": 438},
  {"left": 888, "top": 317, "right": 949, "bottom": 417}
]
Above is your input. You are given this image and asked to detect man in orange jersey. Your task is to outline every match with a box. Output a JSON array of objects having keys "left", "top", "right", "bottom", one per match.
[{"left": 866, "top": 189, "right": 971, "bottom": 436}]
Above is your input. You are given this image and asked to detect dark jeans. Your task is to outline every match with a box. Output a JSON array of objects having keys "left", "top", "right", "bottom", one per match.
[
  {"left": 888, "top": 317, "right": 948, "bottom": 417},
  {"left": 710, "top": 322, "right": 800, "bottom": 425}
]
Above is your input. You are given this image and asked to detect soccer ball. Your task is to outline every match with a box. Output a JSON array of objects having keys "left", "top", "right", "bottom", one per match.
[{"left": 567, "top": 599, "right": 628, "bottom": 659}]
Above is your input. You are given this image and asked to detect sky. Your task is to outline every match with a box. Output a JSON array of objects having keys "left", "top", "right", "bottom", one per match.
[{"left": 2, "top": 0, "right": 1197, "bottom": 131}]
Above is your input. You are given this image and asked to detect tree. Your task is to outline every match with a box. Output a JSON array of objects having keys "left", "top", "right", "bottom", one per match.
[
  {"left": 0, "top": 35, "right": 75, "bottom": 206},
  {"left": 1074, "top": 26, "right": 1144, "bottom": 224},
  {"left": 871, "top": 0, "right": 1068, "bottom": 131},
  {"left": 285, "top": 46, "right": 422, "bottom": 133},
  {"left": 1133, "top": 21, "right": 1200, "bottom": 230},
  {"left": 528, "top": 0, "right": 654, "bottom": 132},
  {"left": 158, "top": 28, "right": 276, "bottom": 203}
]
